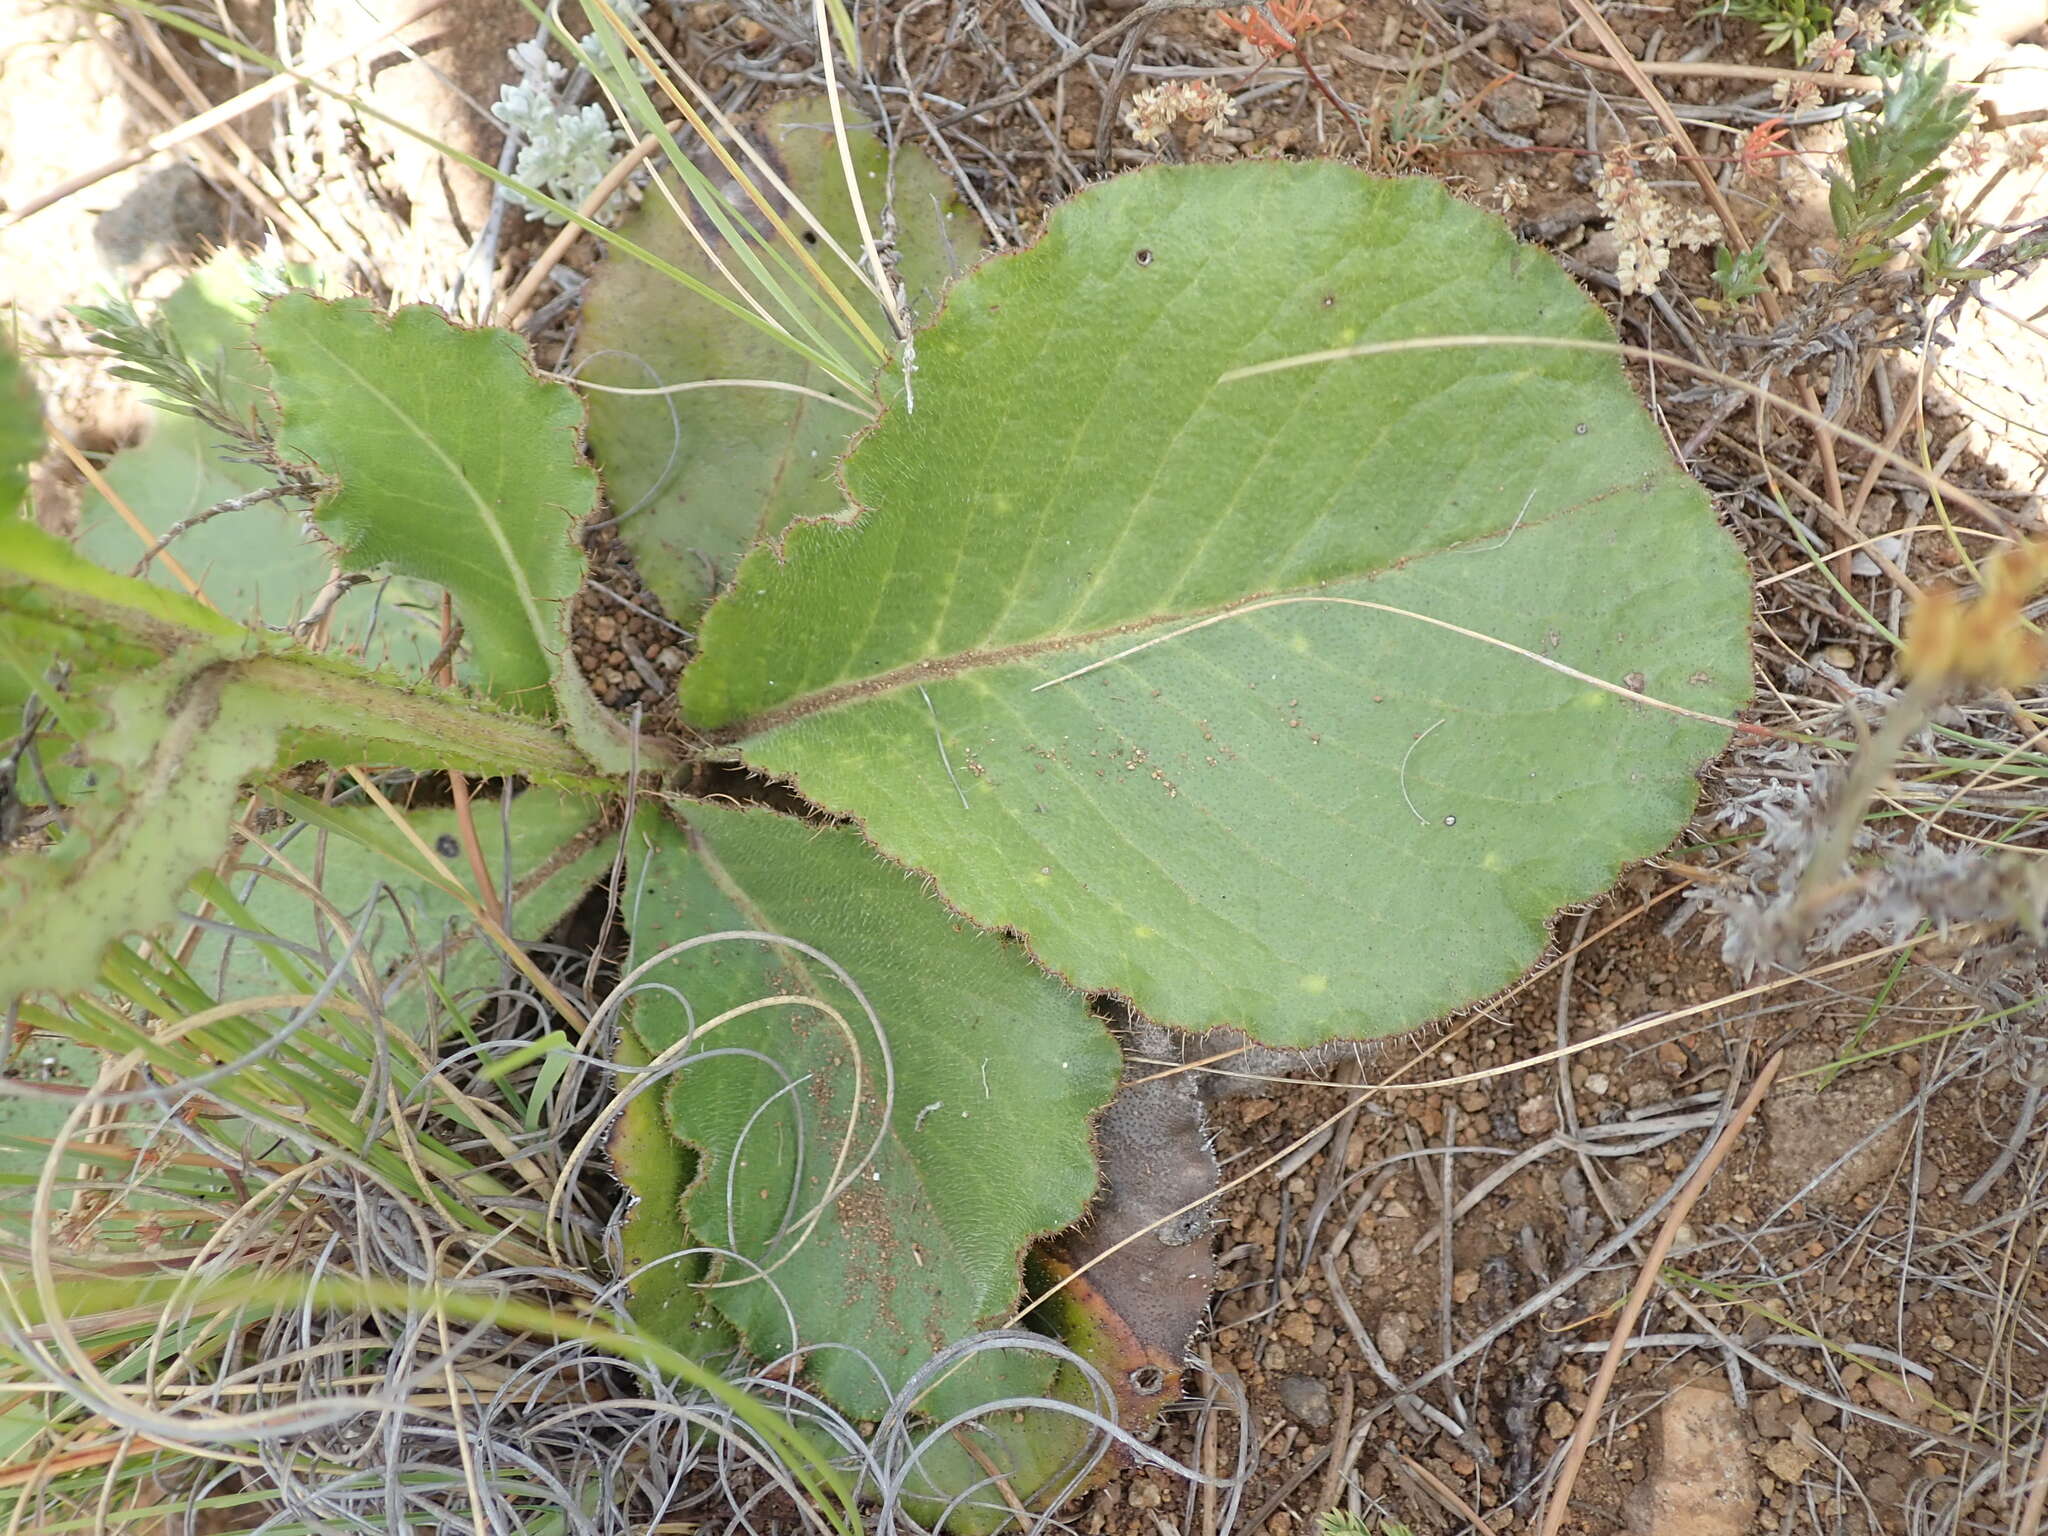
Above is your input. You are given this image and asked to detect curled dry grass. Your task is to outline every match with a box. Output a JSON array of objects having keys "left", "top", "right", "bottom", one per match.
[{"left": 0, "top": 840, "right": 1234, "bottom": 1534}]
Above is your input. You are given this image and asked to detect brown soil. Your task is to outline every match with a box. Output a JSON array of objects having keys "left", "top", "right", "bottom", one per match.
[
  {"left": 1112, "top": 898, "right": 2048, "bottom": 1534},
  {"left": 571, "top": 519, "right": 690, "bottom": 719}
]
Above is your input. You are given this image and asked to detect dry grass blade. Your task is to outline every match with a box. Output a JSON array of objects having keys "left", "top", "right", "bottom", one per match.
[
  {"left": 1221, "top": 333, "right": 2018, "bottom": 538},
  {"left": 1535, "top": 1051, "right": 1784, "bottom": 1536},
  {"left": 0, "top": 0, "right": 456, "bottom": 231}
]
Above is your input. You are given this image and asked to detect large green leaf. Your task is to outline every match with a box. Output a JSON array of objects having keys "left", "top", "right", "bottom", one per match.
[
  {"left": 0, "top": 1041, "right": 105, "bottom": 1200},
  {"left": 619, "top": 800, "right": 1120, "bottom": 1421},
  {"left": 682, "top": 162, "right": 1754, "bottom": 1047},
  {"left": 0, "top": 524, "right": 605, "bottom": 1007},
  {"left": 188, "top": 790, "right": 612, "bottom": 1037},
  {"left": 74, "top": 258, "right": 452, "bottom": 673},
  {"left": 252, "top": 296, "right": 636, "bottom": 768},
  {"left": 577, "top": 96, "right": 968, "bottom": 628}
]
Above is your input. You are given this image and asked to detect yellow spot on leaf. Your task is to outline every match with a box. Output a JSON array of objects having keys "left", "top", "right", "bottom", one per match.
[{"left": 1299, "top": 974, "right": 1328, "bottom": 995}]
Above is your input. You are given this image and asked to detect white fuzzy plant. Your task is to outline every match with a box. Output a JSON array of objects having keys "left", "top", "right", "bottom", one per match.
[{"left": 492, "top": 1, "right": 652, "bottom": 225}]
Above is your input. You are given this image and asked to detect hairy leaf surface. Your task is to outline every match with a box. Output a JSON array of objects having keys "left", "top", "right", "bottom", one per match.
[
  {"left": 75, "top": 258, "right": 453, "bottom": 672},
  {"left": 683, "top": 163, "right": 1753, "bottom": 1046},
  {"left": 620, "top": 801, "right": 1120, "bottom": 1420},
  {"left": 190, "top": 790, "right": 610, "bottom": 1037},
  {"left": 0, "top": 526, "right": 603, "bottom": 1006},
  {"left": 253, "top": 297, "right": 636, "bottom": 766}
]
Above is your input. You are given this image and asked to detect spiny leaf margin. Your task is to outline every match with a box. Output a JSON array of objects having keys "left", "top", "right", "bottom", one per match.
[{"left": 251, "top": 295, "right": 641, "bottom": 769}]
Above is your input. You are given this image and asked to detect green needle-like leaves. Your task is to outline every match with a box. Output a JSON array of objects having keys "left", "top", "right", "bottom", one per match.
[
  {"left": 682, "top": 163, "right": 1753, "bottom": 1046},
  {"left": 618, "top": 801, "right": 1120, "bottom": 1421}
]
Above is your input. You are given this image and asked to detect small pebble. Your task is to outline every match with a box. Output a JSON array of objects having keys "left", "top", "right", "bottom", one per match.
[
  {"left": 1486, "top": 79, "right": 1545, "bottom": 133},
  {"left": 1376, "top": 1312, "right": 1414, "bottom": 1366},
  {"left": 1276, "top": 1373, "right": 1332, "bottom": 1429},
  {"left": 1517, "top": 1095, "right": 1558, "bottom": 1135}
]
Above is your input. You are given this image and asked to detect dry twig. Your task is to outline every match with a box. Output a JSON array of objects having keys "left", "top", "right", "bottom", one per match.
[{"left": 1534, "top": 1050, "right": 1785, "bottom": 1536}]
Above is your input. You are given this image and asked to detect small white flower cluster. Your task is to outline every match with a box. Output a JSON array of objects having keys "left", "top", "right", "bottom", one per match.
[
  {"left": 1836, "top": 0, "right": 1906, "bottom": 50},
  {"left": 1779, "top": 0, "right": 1911, "bottom": 109},
  {"left": 1122, "top": 80, "right": 1241, "bottom": 149},
  {"left": 490, "top": 4, "right": 650, "bottom": 225},
  {"left": 1805, "top": 28, "right": 1857, "bottom": 75},
  {"left": 1591, "top": 145, "right": 1720, "bottom": 297},
  {"left": 2006, "top": 127, "right": 2048, "bottom": 173}
]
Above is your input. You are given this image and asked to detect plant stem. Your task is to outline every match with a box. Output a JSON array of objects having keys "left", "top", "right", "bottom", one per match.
[{"left": 237, "top": 654, "right": 616, "bottom": 788}]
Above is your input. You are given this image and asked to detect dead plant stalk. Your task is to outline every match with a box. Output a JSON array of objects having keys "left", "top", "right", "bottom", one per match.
[{"left": 1533, "top": 1049, "right": 1785, "bottom": 1536}]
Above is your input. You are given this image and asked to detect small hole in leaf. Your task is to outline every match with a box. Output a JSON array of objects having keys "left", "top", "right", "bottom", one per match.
[
  {"left": 1134, "top": 248, "right": 1153, "bottom": 267},
  {"left": 802, "top": 230, "right": 819, "bottom": 245},
  {"left": 1574, "top": 423, "right": 1589, "bottom": 436},
  {"left": 1321, "top": 294, "right": 1337, "bottom": 308},
  {"left": 435, "top": 835, "right": 461, "bottom": 857},
  {"left": 1129, "top": 1365, "right": 1167, "bottom": 1396}
]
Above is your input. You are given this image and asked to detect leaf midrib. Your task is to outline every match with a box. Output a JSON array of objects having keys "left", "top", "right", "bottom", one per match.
[
  {"left": 711, "top": 493, "right": 1590, "bottom": 743},
  {"left": 298, "top": 318, "right": 558, "bottom": 669}
]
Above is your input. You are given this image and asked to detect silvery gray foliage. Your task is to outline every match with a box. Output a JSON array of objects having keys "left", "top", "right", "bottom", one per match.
[
  {"left": 1707, "top": 736, "right": 2048, "bottom": 977},
  {"left": 492, "top": 3, "right": 653, "bottom": 226}
]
